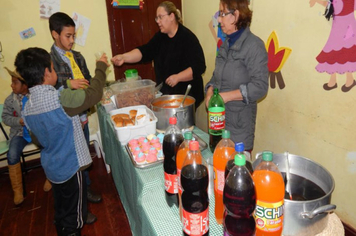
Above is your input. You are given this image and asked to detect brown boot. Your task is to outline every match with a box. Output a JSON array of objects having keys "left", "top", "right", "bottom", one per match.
[
  {"left": 8, "top": 163, "right": 24, "bottom": 205},
  {"left": 43, "top": 178, "right": 52, "bottom": 192}
]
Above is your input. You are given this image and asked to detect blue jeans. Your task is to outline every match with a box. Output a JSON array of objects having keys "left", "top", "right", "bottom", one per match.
[{"left": 7, "top": 136, "right": 29, "bottom": 165}]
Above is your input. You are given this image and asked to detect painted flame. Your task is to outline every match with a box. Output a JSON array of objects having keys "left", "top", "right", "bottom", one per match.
[{"left": 265, "top": 31, "right": 292, "bottom": 73}]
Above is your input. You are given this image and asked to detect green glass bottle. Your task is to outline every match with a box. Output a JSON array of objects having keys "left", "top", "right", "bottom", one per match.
[{"left": 208, "top": 88, "right": 225, "bottom": 152}]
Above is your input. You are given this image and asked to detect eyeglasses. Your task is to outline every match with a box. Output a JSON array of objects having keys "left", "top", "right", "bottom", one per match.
[
  {"left": 218, "top": 11, "right": 234, "bottom": 17},
  {"left": 155, "top": 14, "right": 169, "bottom": 22}
]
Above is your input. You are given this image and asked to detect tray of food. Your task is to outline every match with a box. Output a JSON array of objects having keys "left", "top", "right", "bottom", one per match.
[{"left": 125, "top": 133, "right": 165, "bottom": 169}]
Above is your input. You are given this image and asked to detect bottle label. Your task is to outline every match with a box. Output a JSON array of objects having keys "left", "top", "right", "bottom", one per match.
[
  {"left": 254, "top": 200, "right": 284, "bottom": 233},
  {"left": 164, "top": 172, "right": 178, "bottom": 194},
  {"left": 208, "top": 108, "right": 225, "bottom": 131},
  {"left": 177, "top": 168, "right": 182, "bottom": 195},
  {"left": 213, "top": 168, "right": 225, "bottom": 194},
  {"left": 182, "top": 207, "right": 209, "bottom": 236}
]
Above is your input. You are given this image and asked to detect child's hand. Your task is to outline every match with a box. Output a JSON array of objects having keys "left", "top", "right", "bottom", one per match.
[
  {"left": 19, "top": 118, "right": 25, "bottom": 126},
  {"left": 98, "top": 53, "right": 110, "bottom": 67},
  {"left": 70, "top": 79, "right": 89, "bottom": 89}
]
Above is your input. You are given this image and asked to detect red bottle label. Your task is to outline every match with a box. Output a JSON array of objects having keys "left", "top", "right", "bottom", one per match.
[
  {"left": 164, "top": 172, "right": 178, "bottom": 194},
  {"left": 183, "top": 207, "right": 209, "bottom": 235},
  {"left": 208, "top": 110, "right": 225, "bottom": 131},
  {"left": 214, "top": 168, "right": 225, "bottom": 195},
  {"left": 177, "top": 168, "right": 182, "bottom": 195}
]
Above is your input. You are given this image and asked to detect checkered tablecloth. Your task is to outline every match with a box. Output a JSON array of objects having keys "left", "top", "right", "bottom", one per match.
[{"left": 97, "top": 105, "right": 223, "bottom": 236}]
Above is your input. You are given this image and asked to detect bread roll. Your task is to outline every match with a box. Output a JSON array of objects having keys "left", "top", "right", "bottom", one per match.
[
  {"left": 113, "top": 117, "right": 124, "bottom": 127},
  {"left": 129, "top": 110, "right": 137, "bottom": 119},
  {"left": 123, "top": 117, "right": 134, "bottom": 126}
]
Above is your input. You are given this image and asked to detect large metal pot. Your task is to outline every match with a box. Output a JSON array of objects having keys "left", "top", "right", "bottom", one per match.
[
  {"left": 151, "top": 95, "right": 195, "bottom": 131},
  {"left": 253, "top": 153, "right": 336, "bottom": 236}
]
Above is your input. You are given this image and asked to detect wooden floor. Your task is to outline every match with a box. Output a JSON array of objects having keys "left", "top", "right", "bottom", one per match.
[{"left": 0, "top": 145, "right": 132, "bottom": 236}]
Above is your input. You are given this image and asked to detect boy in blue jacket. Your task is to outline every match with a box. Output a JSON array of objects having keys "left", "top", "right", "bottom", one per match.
[{"left": 15, "top": 47, "right": 108, "bottom": 236}]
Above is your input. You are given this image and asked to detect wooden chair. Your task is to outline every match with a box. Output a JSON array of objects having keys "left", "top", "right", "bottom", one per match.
[{"left": 0, "top": 104, "right": 41, "bottom": 173}]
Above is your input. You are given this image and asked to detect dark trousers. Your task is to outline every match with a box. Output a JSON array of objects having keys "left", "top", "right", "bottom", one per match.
[{"left": 52, "top": 171, "right": 88, "bottom": 236}]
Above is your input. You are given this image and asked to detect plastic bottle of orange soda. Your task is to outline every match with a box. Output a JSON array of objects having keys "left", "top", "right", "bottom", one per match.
[
  {"left": 176, "top": 131, "right": 193, "bottom": 221},
  {"left": 252, "top": 151, "right": 285, "bottom": 236},
  {"left": 213, "top": 130, "right": 235, "bottom": 224}
]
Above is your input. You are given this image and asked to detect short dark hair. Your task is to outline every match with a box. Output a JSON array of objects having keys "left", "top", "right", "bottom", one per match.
[
  {"left": 221, "top": 0, "right": 252, "bottom": 29},
  {"left": 14, "top": 47, "right": 52, "bottom": 88},
  {"left": 49, "top": 12, "right": 75, "bottom": 36}
]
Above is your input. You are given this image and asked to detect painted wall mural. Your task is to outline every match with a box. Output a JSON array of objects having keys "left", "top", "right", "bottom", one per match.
[
  {"left": 266, "top": 31, "right": 291, "bottom": 90},
  {"left": 310, "top": 0, "right": 356, "bottom": 92}
]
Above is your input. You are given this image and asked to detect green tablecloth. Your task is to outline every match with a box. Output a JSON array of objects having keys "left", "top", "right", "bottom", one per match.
[{"left": 97, "top": 105, "right": 223, "bottom": 236}]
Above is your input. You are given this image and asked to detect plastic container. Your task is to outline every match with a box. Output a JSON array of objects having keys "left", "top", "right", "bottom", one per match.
[
  {"left": 212, "top": 130, "right": 235, "bottom": 225},
  {"left": 223, "top": 154, "right": 256, "bottom": 236},
  {"left": 176, "top": 131, "right": 193, "bottom": 220},
  {"left": 181, "top": 141, "right": 209, "bottom": 236},
  {"left": 163, "top": 117, "right": 184, "bottom": 207},
  {"left": 208, "top": 88, "right": 225, "bottom": 152},
  {"left": 109, "top": 105, "right": 157, "bottom": 145},
  {"left": 252, "top": 151, "right": 285, "bottom": 236},
  {"left": 124, "top": 69, "right": 139, "bottom": 81},
  {"left": 225, "top": 142, "right": 253, "bottom": 178},
  {"left": 110, "top": 79, "right": 156, "bottom": 108}
]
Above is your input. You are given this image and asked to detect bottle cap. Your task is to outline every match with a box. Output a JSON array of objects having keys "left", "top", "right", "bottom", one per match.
[
  {"left": 189, "top": 140, "right": 199, "bottom": 151},
  {"left": 235, "top": 142, "right": 244, "bottom": 152},
  {"left": 262, "top": 151, "right": 273, "bottom": 161},
  {"left": 221, "top": 130, "right": 230, "bottom": 139},
  {"left": 184, "top": 131, "right": 192, "bottom": 140},
  {"left": 234, "top": 154, "right": 246, "bottom": 166},
  {"left": 169, "top": 116, "right": 177, "bottom": 125},
  {"left": 213, "top": 88, "right": 219, "bottom": 94}
]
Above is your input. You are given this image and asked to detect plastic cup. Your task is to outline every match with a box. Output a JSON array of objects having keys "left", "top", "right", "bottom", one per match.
[
  {"left": 95, "top": 51, "right": 105, "bottom": 60},
  {"left": 124, "top": 69, "right": 139, "bottom": 81}
]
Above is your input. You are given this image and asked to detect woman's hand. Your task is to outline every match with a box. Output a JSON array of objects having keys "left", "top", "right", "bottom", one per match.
[
  {"left": 111, "top": 54, "right": 125, "bottom": 66},
  {"left": 205, "top": 86, "right": 213, "bottom": 108},
  {"left": 70, "top": 79, "right": 89, "bottom": 89},
  {"left": 309, "top": 0, "right": 317, "bottom": 7},
  {"left": 165, "top": 74, "right": 179, "bottom": 87}
]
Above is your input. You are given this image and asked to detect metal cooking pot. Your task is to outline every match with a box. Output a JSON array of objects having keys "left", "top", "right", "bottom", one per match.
[
  {"left": 151, "top": 95, "right": 195, "bottom": 131},
  {"left": 253, "top": 153, "right": 336, "bottom": 236}
]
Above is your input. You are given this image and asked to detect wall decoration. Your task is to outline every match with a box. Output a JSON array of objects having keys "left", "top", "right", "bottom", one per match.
[
  {"left": 72, "top": 12, "right": 91, "bottom": 47},
  {"left": 310, "top": 0, "right": 356, "bottom": 92},
  {"left": 265, "top": 31, "right": 292, "bottom": 89},
  {"left": 39, "top": 0, "right": 60, "bottom": 19},
  {"left": 19, "top": 27, "right": 36, "bottom": 40},
  {"left": 111, "top": 0, "right": 144, "bottom": 9},
  {"left": 208, "top": 11, "right": 226, "bottom": 56}
]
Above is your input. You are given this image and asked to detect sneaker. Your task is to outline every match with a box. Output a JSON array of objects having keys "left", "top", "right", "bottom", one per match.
[
  {"left": 85, "top": 212, "right": 97, "bottom": 224},
  {"left": 87, "top": 187, "right": 102, "bottom": 203}
]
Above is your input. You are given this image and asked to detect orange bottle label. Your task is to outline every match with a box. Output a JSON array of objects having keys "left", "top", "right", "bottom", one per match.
[
  {"left": 213, "top": 168, "right": 225, "bottom": 195},
  {"left": 183, "top": 207, "right": 209, "bottom": 235},
  {"left": 164, "top": 172, "right": 178, "bottom": 194},
  {"left": 208, "top": 110, "right": 225, "bottom": 131},
  {"left": 254, "top": 200, "right": 284, "bottom": 233}
]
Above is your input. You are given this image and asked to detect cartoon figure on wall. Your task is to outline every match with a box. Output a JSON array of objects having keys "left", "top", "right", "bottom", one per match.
[
  {"left": 310, "top": 0, "right": 356, "bottom": 92},
  {"left": 265, "top": 31, "right": 291, "bottom": 89},
  {"left": 208, "top": 11, "right": 227, "bottom": 56}
]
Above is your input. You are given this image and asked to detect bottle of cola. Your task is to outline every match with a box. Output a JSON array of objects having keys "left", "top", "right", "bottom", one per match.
[
  {"left": 163, "top": 116, "right": 184, "bottom": 207},
  {"left": 181, "top": 141, "right": 209, "bottom": 236}
]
